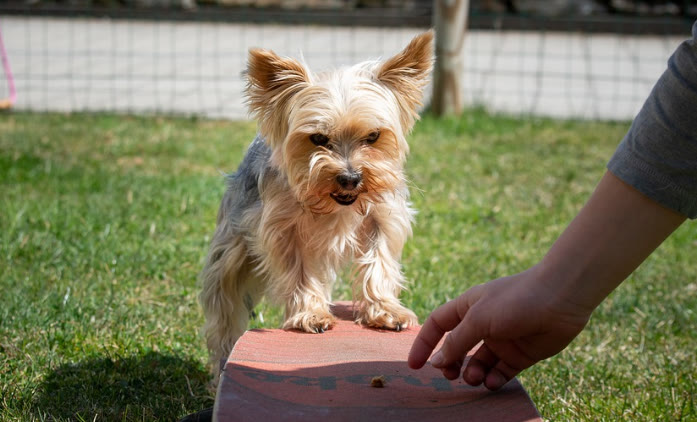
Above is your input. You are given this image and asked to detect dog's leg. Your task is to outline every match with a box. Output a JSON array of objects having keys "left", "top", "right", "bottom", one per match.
[
  {"left": 354, "top": 201, "right": 418, "bottom": 331},
  {"left": 281, "top": 279, "right": 336, "bottom": 334},
  {"left": 260, "top": 234, "right": 336, "bottom": 334},
  {"left": 199, "top": 221, "right": 263, "bottom": 375}
]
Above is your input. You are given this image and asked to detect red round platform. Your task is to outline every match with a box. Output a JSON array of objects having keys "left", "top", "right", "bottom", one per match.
[{"left": 214, "top": 302, "right": 542, "bottom": 421}]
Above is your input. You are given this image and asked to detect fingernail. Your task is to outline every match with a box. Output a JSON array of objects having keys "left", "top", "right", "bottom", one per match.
[
  {"left": 431, "top": 351, "right": 444, "bottom": 367},
  {"left": 464, "top": 366, "right": 483, "bottom": 386},
  {"left": 486, "top": 371, "right": 507, "bottom": 390}
]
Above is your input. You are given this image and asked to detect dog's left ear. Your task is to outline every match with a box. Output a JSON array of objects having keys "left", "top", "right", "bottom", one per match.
[{"left": 376, "top": 30, "right": 434, "bottom": 127}]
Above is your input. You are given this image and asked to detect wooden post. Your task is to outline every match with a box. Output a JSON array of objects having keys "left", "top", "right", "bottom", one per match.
[{"left": 432, "top": 0, "right": 468, "bottom": 116}]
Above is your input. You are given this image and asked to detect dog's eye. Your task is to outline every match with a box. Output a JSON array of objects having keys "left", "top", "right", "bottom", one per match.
[
  {"left": 365, "top": 130, "right": 380, "bottom": 144},
  {"left": 310, "top": 133, "right": 330, "bottom": 147}
]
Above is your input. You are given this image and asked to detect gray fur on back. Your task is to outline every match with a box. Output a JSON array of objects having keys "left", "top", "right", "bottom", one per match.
[{"left": 220, "top": 135, "right": 273, "bottom": 225}]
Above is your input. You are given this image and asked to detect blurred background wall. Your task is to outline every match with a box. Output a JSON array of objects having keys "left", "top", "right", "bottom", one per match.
[{"left": 1, "top": 0, "right": 695, "bottom": 120}]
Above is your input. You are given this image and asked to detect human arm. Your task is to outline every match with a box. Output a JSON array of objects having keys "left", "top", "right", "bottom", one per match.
[
  {"left": 408, "top": 20, "right": 697, "bottom": 390},
  {"left": 407, "top": 171, "right": 686, "bottom": 390}
]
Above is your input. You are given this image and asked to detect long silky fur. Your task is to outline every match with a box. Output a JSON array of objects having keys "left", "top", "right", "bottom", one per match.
[{"left": 200, "top": 30, "right": 434, "bottom": 380}]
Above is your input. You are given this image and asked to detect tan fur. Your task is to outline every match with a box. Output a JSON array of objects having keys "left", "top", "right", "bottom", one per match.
[{"left": 200, "top": 30, "right": 434, "bottom": 380}]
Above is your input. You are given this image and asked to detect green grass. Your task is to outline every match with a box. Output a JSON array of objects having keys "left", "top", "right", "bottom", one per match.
[{"left": 1, "top": 110, "right": 695, "bottom": 421}]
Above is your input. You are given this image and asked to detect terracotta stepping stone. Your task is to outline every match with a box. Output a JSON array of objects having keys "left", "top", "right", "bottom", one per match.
[{"left": 214, "top": 302, "right": 542, "bottom": 421}]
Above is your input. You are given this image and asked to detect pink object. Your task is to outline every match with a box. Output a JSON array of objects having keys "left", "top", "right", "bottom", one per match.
[
  {"left": 0, "top": 24, "right": 17, "bottom": 109},
  {"left": 215, "top": 301, "right": 542, "bottom": 421}
]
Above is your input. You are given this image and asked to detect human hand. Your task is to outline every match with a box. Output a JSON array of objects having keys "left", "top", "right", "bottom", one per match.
[
  {"left": 408, "top": 172, "right": 685, "bottom": 390},
  {"left": 407, "top": 266, "right": 591, "bottom": 390}
]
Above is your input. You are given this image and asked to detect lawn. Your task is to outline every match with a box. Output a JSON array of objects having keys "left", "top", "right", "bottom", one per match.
[{"left": 1, "top": 110, "right": 695, "bottom": 421}]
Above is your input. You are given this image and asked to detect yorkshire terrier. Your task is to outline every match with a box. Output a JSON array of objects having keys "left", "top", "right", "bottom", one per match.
[{"left": 200, "top": 30, "right": 434, "bottom": 373}]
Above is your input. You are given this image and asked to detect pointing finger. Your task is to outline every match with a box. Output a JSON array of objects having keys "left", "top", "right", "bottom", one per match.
[
  {"left": 408, "top": 298, "right": 462, "bottom": 369},
  {"left": 432, "top": 311, "right": 482, "bottom": 370}
]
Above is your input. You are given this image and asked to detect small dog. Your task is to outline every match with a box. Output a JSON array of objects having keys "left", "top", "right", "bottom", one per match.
[{"left": 200, "top": 30, "right": 434, "bottom": 373}]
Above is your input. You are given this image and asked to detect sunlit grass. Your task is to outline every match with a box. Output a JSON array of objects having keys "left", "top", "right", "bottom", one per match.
[{"left": 1, "top": 111, "right": 695, "bottom": 420}]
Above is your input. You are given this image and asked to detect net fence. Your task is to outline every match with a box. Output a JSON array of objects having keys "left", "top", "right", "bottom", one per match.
[{"left": 0, "top": 12, "right": 693, "bottom": 120}]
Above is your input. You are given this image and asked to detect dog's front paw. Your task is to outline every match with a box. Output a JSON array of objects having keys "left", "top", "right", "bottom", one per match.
[
  {"left": 282, "top": 309, "right": 336, "bottom": 334},
  {"left": 358, "top": 300, "right": 418, "bottom": 331}
]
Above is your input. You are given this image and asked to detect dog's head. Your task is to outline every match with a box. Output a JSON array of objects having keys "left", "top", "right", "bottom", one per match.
[{"left": 245, "top": 31, "right": 433, "bottom": 214}]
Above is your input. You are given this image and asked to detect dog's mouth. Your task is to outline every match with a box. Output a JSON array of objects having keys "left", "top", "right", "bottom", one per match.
[{"left": 330, "top": 192, "right": 358, "bottom": 206}]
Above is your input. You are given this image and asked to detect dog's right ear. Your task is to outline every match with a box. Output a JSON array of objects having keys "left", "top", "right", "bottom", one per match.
[{"left": 246, "top": 49, "right": 311, "bottom": 144}]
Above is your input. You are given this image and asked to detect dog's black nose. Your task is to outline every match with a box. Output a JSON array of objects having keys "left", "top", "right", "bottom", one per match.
[{"left": 336, "top": 172, "right": 362, "bottom": 190}]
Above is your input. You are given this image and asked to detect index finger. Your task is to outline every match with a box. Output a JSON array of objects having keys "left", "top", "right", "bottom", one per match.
[{"left": 407, "top": 298, "right": 465, "bottom": 369}]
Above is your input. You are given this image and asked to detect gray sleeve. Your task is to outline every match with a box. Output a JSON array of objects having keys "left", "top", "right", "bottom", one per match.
[{"left": 607, "top": 20, "right": 697, "bottom": 219}]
